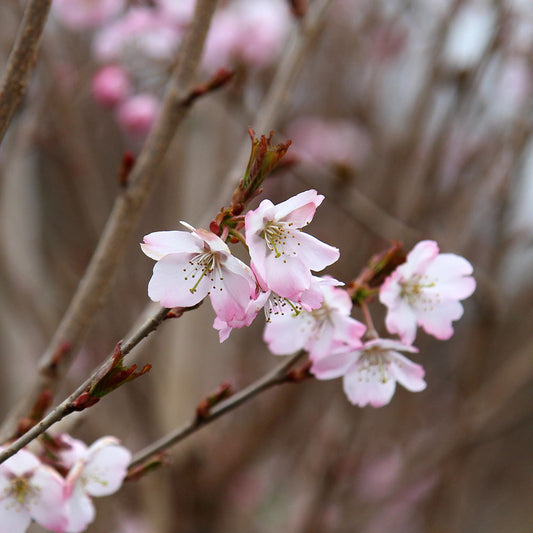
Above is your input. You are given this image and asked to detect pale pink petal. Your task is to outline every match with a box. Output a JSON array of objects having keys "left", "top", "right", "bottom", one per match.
[
  {"left": 65, "top": 484, "right": 95, "bottom": 533},
  {"left": 0, "top": 500, "right": 31, "bottom": 533},
  {"left": 263, "top": 313, "right": 308, "bottom": 355},
  {"left": 402, "top": 240, "right": 439, "bottom": 277},
  {"left": 3, "top": 448, "right": 40, "bottom": 475},
  {"left": 344, "top": 363, "right": 397, "bottom": 407},
  {"left": 147, "top": 253, "right": 210, "bottom": 307},
  {"left": 83, "top": 444, "right": 131, "bottom": 496},
  {"left": 57, "top": 434, "right": 89, "bottom": 470},
  {"left": 388, "top": 352, "right": 427, "bottom": 392},
  {"left": 283, "top": 231, "right": 340, "bottom": 272},
  {"left": 194, "top": 228, "right": 232, "bottom": 254},
  {"left": 323, "top": 284, "right": 353, "bottom": 314},
  {"left": 29, "top": 466, "right": 68, "bottom": 531},
  {"left": 416, "top": 300, "right": 464, "bottom": 340},
  {"left": 384, "top": 300, "right": 418, "bottom": 344},
  {"left": 273, "top": 190, "right": 323, "bottom": 223},
  {"left": 364, "top": 338, "right": 418, "bottom": 354},
  {"left": 378, "top": 274, "right": 402, "bottom": 307},
  {"left": 244, "top": 200, "right": 274, "bottom": 236},
  {"left": 424, "top": 253, "right": 473, "bottom": 279},
  {"left": 311, "top": 350, "right": 356, "bottom": 379},
  {"left": 213, "top": 317, "right": 232, "bottom": 342},
  {"left": 141, "top": 231, "right": 201, "bottom": 260},
  {"left": 221, "top": 255, "right": 257, "bottom": 296},
  {"left": 263, "top": 254, "right": 312, "bottom": 299}
]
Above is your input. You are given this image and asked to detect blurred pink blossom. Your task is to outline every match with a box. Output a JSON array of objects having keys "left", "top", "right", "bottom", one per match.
[
  {"left": 93, "top": 7, "right": 181, "bottom": 63},
  {"left": 91, "top": 65, "right": 131, "bottom": 108},
  {"left": 286, "top": 117, "right": 371, "bottom": 170},
  {"left": 116, "top": 94, "right": 160, "bottom": 137},
  {"left": 53, "top": 0, "right": 125, "bottom": 30}
]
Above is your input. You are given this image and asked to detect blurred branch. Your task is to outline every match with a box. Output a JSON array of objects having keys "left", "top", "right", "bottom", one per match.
[
  {"left": 206, "top": 0, "right": 334, "bottom": 217},
  {"left": 0, "top": 0, "right": 52, "bottom": 147},
  {"left": 129, "top": 350, "right": 306, "bottom": 469},
  {"left": 0, "top": 0, "right": 220, "bottom": 440},
  {"left": 0, "top": 305, "right": 175, "bottom": 463}
]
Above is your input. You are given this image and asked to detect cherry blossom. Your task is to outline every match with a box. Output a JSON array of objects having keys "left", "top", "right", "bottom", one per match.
[
  {"left": 53, "top": 0, "right": 125, "bottom": 30},
  {"left": 91, "top": 65, "right": 131, "bottom": 108},
  {"left": 142, "top": 223, "right": 257, "bottom": 324},
  {"left": 245, "top": 190, "right": 340, "bottom": 301},
  {"left": 0, "top": 448, "right": 67, "bottom": 533},
  {"left": 116, "top": 94, "right": 160, "bottom": 138},
  {"left": 379, "top": 240, "right": 476, "bottom": 345},
  {"left": 264, "top": 278, "right": 366, "bottom": 359},
  {"left": 311, "top": 339, "right": 426, "bottom": 407},
  {"left": 62, "top": 437, "right": 131, "bottom": 533}
]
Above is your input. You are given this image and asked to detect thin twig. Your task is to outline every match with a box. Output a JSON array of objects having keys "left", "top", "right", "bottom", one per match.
[
  {"left": 0, "top": 305, "right": 173, "bottom": 463},
  {"left": 0, "top": 0, "right": 52, "bottom": 146},
  {"left": 204, "top": 0, "right": 334, "bottom": 220},
  {"left": 0, "top": 0, "right": 219, "bottom": 440},
  {"left": 129, "top": 351, "right": 306, "bottom": 468}
]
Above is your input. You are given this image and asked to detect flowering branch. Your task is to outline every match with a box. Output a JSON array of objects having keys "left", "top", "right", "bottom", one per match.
[
  {"left": 129, "top": 350, "right": 306, "bottom": 469},
  {"left": 0, "top": 0, "right": 52, "bottom": 146},
  {"left": 0, "top": 0, "right": 220, "bottom": 441}
]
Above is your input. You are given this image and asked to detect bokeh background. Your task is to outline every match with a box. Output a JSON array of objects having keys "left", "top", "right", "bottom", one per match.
[{"left": 1, "top": 0, "right": 533, "bottom": 531}]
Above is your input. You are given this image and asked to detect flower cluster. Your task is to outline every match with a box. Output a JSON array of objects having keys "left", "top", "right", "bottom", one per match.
[
  {"left": 142, "top": 189, "right": 476, "bottom": 408},
  {"left": 0, "top": 435, "right": 131, "bottom": 533},
  {"left": 52, "top": 0, "right": 292, "bottom": 139}
]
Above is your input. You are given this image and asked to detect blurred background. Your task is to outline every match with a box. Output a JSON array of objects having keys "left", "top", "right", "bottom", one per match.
[{"left": 1, "top": 0, "right": 533, "bottom": 531}]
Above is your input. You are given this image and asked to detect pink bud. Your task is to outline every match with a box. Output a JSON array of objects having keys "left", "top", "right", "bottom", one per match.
[
  {"left": 116, "top": 94, "right": 160, "bottom": 137},
  {"left": 91, "top": 65, "right": 131, "bottom": 108}
]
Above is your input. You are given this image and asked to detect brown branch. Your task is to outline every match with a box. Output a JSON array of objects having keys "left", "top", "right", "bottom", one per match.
[
  {"left": 0, "top": 305, "right": 174, "bottom": 463},
  {"left": 0, "top": 0, "right": 219, "bottom": 441},
  {"left": 128, "top": 351, "right": 306, "bottom": 469},
  {"left": 0, "top": 0, "right": 52, "bottom": 147}
]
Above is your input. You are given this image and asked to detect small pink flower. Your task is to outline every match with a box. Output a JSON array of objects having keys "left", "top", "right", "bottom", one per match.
[
  {"left": 91, "top": 65, "right": 131, "bottom": 108},
  {"left": 311, "top": 339, "right": 426, "bottom": 407},
  {"left": 63, "top": 437, "right": 131, "bottom": 533},
  {"left": 379, "top": 240, "right": 476, "bottom": 345},
  {"left": 53, "top": 0, "right": 125, "bottom": 30},
  {"left": 142, "top": 222, "right": 257, "bottom": 324},
  {"left": 116, "top": 94, "right": 160, "bottom": 137},
  {"left": 0, "top": 448, "right": 68, "bottom": 533},
  {"left": 263, "top": 277, "right": 366, "bottom": 358},
  {"left": 245, "top": 190, "right": 340, "bottom": 301}
]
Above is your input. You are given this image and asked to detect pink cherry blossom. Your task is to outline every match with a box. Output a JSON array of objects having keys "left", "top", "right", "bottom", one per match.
[
  {"left": 91, "top": 65, "right": 131, "bottom": 108},
  {"left": 0, "top": 448, "right": 68, "bottom": 533},
  {"left": 53, "top": 0, "right": 125, "bottom": 30},
  {"left": 379, "top": 240, "right": 476, "bottom": 345},
  {"left": 245, "top": 190, "right": 340, "bottom": 301},
  {"left": 264, "top": 277, "right": 366, "bottom": 359},
  {"left": 311, "top": 339, "right": 426, "bottom": 407},
  {"left": 93, "top": 7, "right": 181, "bottom": 63},
  {"left": 142, "top": 222, "right": 257, "bottom": 324},
  {"left": 116, "top": 94, "right": 160, "bottom": 138},
  {"left": 63, "top": 437, "right": 131, "bottom": 533}
]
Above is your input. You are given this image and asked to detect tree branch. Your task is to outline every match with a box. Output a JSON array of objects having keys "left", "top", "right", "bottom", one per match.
[
  {"left": 129, "top": 350, "right": 307, "bottom": 469},
  {"left": 0, "top": 0, "right": 52, "bottom": 146},
  {"left": 0, "top": 0, "right": 219, "bottom": 440}
]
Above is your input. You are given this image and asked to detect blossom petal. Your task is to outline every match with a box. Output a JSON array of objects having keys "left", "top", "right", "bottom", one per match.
[
  {"left": 0, "top": 499, "right": 31, "bottom": 533},
  {"left": 404, "top": 240, "right": 440, "bottom": 277},
  {"left": 29, "top": 466, "right": 68, "bottom": 531},
  {"left": 384, "top": 300, "right": 419, "bottom": 344},
  {"left": 263, "top": 313, "right": 308, "bottom": 355},
  {"left": 416, "top": 300, "right": 464, "bottom": 340},
  {"left": 141, "top": 230, "right": 201, "bottom": 260},
  {"left": 388, "top": 352, "right": 427, "bottom": 392},
  {"left": 283, "top": 231, "right": 340, "bottom": 272},
  {"left": 147, "top": 252, "right": 210, "bottom": 307},
  {"left": 65, "top": 484, "right": 95, "bottom": 533},
  {"left": 311, "top": 351, "right": 356, "bottom": 379},
  {"left": 83, "top": 443, "right": 131, "bottom": 496},
  {"left": 263, "top": 253, "right": 312, "bottom": 299},
  {"left": 343, "top": 363, "right": 396, "bottom": 407},
  {"left": 274, "top": 189, "right": 323, "bottom": 224}
]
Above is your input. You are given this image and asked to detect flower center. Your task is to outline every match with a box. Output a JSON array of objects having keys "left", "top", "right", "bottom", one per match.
[
  {"left": 360, "top": 347, "right": 390, "bottom": 384},
  {"left": 183, "top": 251, "right": 220, "bottom": 294},
  {"left": 399, "top": 274, "right": 438, "bottom": 308},
  {"left": 262, "top": 221, "right": 299, "bottom": 259},
  {"left": 3, "top": 473, "right": 35, "bottom": 506},
  {"left": 264, "top": 294, "right": 302, "bottom": 321}
]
